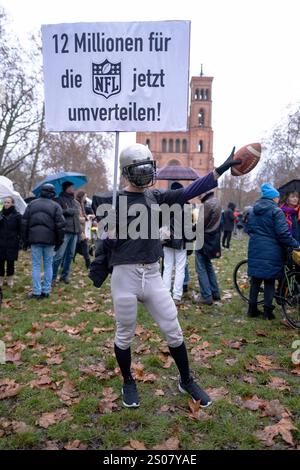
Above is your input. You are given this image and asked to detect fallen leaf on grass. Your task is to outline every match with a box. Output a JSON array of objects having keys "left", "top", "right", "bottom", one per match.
[
  {"left": 221, "top": 338, "right": 247, "bottom": 350},
  {"left": 64, "top": 440, "right": 88, "bottom": 450},
  {"left": 99, "top": 387, "right": 120, "bottom": 414},
  {"left": 0, "top": 418, "right": 33, "bottom": 434},
  {"left": 79, "top": 363, "right": 116, "bottom": 380},
  {"left": 56, "top": 379, "right": 81, "bottom": 406},
  {"left": 37, "top": 409, "right": 71, "bottom": 429},
  {"left": 154, "top": 389, "right": 165, "bottom": 396},
  {"left": 153, "top": 437, "right": 180, "bottom": 450},
  {"left": 44, "top": 441, "right": 60, "bottom": 450},
  {"left": 255, "top": 355, "right": 280, "bottom": 370},
  {"left": 46, "top": 355, "right": 63, "bottom": 365},
  {"left": 206, "top": 387, "right": 229, "bottom": 401},
  {"left": 159, "top": 405, "right": 176, "bottom": 413},
  {"left": 5, "top": 341, "right": 26, "bottom": 363},
  {"left": 162, "top": 356, "right": 174, "bottom": 369},
  {"left": 266, "top": 377, "right": 290, "bottom": 391},
  {"left": 246, "top": 355, "right": 280, "bottom": 372},
  {"left": 135, "top": 343, "right": 151, "bottom": 355},
  {"left": 132, "top": 362, "right": 158, "bottom": 383},
  {"left": 242, "top": 376, "right": 257, "bottom": 384},
  {"left": 135, "top": 325, "right": 152, "bottom": 340},
  {"left": 93, "top": 327, "right": 114, "bottom": 334},
  {"left": 188, "top": 333, "right": 203, "bottom": 343},
  {"left": 256, "top": 329, "right": 267, "bottom": 337},
  {"left": 0, "top": 379, "right": 22, "bottom": 399},
  {"left": 239, "top": 396, "right": 291, "bottom": 419},
  {"left": 254, "top": 418, "right": 297, "bottom": 447},
  {"left": 187, "top": 399, "right": 212, "bottom": 421},
  {"left": 129, "top": 439, "right": 147, "bottom": 450}
]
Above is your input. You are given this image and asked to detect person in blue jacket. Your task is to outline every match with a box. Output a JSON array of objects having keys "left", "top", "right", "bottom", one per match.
[{"left": 247, "top": 183, "right": 300, "bottom": 319}]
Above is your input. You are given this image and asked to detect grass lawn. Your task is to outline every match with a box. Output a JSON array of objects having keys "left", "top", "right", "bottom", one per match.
[{"left": 0, "top": 238, "right": 299, "bottom": 450}]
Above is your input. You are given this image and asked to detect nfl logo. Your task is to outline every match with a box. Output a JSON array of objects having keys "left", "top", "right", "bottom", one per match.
[{"left": 92, "top": 59, "right": 121, "bottom": 99}]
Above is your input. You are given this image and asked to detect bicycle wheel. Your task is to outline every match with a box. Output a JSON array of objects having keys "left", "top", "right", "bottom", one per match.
[
  {"left": 233, "top": 259, "right": 264, "bottom": 304},
  {"left": 280, "top": 270, "right": 300, "bottom": 329}
]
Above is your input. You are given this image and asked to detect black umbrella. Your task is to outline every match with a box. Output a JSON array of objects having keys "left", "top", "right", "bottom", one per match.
[
  {"left": 278, "top": 179, "right": 300, "bottom": 196},
  {"left": 156, "top": 165, "right": 199, "bottom": 181}
]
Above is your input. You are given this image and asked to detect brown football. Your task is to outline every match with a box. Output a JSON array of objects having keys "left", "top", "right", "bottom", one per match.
[{"left": 231, "top": 143, "right": 261, "bottom": 176}]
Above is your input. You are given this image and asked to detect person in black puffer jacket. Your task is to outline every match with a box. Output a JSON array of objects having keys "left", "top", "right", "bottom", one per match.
[
  {"left": 22, "top": 184, "right": 65, "bottom": 299},
  {"left": 52, "top": 181, "right": 81, "bottom": 284},
  {"left": 0, "top": 196, "right": 22, "bottom": 288}
]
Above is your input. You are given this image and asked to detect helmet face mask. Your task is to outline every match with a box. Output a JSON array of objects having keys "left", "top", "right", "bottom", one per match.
[{"left": 122, "top": 160, "right": 156, "bottom": 188}]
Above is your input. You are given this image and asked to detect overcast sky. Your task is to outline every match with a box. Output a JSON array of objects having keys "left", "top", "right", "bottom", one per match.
[{"left": 2, "top": 0, "right": 300, "bottom": 172}]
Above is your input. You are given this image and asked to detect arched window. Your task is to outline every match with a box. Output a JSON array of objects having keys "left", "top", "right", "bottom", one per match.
[
  {"left": 194, "top": 89, "right": 199, "bottom": 100},
  {"left": 198, "top": 140, "right": 204, "bottom": 152},
  {"left": 199, "top": 89, "right": 204, "bottom": 100},
  {"left": 168, "top": 139, "right": 174, "bottom": 152},
  {"left": 175, "top": 139, "right": 180, "bottom": 153},
  {"left": 167, "top": 159, "right": 180, "bottom": 166},
  {"left": 205, "top": 89, "right": 210, "bottom": 100},
  {"left": 198, "top": 109, "right": 205, "bottom": 127},
  {"left": 182, "top": 139, "right": 187, "bottom": 153},
  {"left": 145, "top": 139, "right": 151, "bottom": 149},
  {"left": 162, "top": 139, "right": 167, "bottom": 152}
]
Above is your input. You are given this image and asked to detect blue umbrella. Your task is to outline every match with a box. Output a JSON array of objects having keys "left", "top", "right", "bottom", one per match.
[{"left": 32, "top": 172, "right": 88, "bottom": 197}]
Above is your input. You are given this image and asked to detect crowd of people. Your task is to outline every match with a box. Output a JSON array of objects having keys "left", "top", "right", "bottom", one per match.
[
  {"left": 0, "top": 143, "right": 299, "bottom": 409},
  {"left": 0, "top": 181, "right": 95, "bottom": 294}
]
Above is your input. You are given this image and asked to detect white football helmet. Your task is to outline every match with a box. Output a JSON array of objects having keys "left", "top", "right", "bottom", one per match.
[{"left": 119, "top": 144, "right": 156, "bottom": 188}]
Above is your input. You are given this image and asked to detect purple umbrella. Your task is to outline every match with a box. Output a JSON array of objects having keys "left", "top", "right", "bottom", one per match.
[{"left": 156, "top": 165, "right": 199, "bottom": 181}]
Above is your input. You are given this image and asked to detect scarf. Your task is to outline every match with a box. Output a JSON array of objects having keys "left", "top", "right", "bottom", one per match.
[
  {"left": 280, "top": 204, "right": 300, "bottom": 233},
  {"left": 2, "top": 206, "right": 15, "bottom": 217}
]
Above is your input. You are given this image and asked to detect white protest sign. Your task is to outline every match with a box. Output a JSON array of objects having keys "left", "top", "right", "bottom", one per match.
[{"left": 41, "top": 21, "right": 190, "bottom": 132}]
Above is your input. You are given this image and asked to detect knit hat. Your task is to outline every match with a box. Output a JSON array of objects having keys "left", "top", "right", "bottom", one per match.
[{"left": 261, "top": 183, "right": 280, "bottom": 200}]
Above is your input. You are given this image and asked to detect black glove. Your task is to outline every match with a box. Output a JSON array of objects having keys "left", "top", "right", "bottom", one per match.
[{"left": 215, "top": 147, "right": 241, "bottom": 177}]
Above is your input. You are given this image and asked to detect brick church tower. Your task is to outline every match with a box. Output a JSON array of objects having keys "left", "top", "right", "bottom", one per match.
[{"left": 136, "top": 70, "right": 214, "bottom": 189}]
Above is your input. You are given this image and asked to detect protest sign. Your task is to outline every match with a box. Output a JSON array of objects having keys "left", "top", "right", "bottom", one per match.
[{"left": 41, "top": 21, "right": 190, "bottom": 132}]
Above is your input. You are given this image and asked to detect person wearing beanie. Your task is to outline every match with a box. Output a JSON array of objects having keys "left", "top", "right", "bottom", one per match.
[
  {"left": 246, "top": 183, "right": 300, "bottom": 320},
  {"left": 52, "top": 181, "right": 81, "bottom": 284},
  {"left": 22, "top": 184, "right": 65, "bottom": 299}
]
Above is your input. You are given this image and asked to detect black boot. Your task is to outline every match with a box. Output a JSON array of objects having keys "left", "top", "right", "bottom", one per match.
[
  {"left": 247, "top": 303, "right": 262, "bottom": 317},
  {"left": 263, "top": 305, "right": 276, "bottom": 320}
]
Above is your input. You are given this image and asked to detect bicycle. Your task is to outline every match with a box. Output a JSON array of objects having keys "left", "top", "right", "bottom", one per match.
[{"left": 233, "top": 252, "right": 300, "bottom": 329}]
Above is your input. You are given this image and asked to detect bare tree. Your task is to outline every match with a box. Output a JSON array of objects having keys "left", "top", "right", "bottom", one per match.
[
  {"left": 258, "top": 105, "right": 300, "bottom": 187},
  {"left": 0, "top": 9, "right": 42, "bottom": 178},
  {"left": 38, "top": 132, "right": 113, "bottom": 196},
  {"left": 218, "top": 172, "right": 259, "bottom": 210}
]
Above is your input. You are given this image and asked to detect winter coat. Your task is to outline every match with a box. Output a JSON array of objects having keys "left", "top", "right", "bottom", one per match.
[
  {"left": 223, "top": 206, "right": 235, "bottom": 231},
  {"left": 22, "top": 194, "right": 65, "bottom": 247},
  {"left": 197, "top": 192, "right": 222, "bottom": 259},
  {"left": 247, "top": 198, "right": 299, "bottom": 279},
  {"left": 55, "top": 192, "right": 81, "bottom": 234},
  {"left": 0, "top": 207, "right": 22, "bottom": 261}
]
